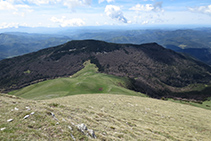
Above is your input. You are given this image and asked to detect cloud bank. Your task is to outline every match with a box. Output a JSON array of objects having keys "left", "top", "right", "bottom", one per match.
[
  {"left": 105, "top": 5, "right": 128, "bottom": 23},
  {"left": 0, "top": 0, "right": 92, "bottom": 10},
  {"left": 99, "top": 0, "right": 114, "bottom": 4},
  {"left": 51, "top": 16, "right": 85, "bottom": 27},
  {"left": 129, "top": 2, "right": 164, "bottom": 13},
  {"left": 188, "top": 5, "right": 211, "bottom": 15}
]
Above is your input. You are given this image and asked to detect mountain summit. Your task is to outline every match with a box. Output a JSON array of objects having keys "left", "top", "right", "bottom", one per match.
[{"left": 1, "top": 40, "right": 211, "bottom": 100}]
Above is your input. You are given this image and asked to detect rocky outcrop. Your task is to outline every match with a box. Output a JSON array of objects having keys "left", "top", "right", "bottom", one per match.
[{"left": 76, "top": 123, "right": 97, "bottom": 139}]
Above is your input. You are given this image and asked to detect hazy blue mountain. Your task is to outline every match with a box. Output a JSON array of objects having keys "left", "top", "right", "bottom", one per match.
[
  {"left": 0, "top": 32, "right": 71, "bottom": 60},
  {"left": 68, "top": 28, "right": 211, "bottom": 65},
  {"left": 1, "top": 28, "right": 211, "bottom": 65}
]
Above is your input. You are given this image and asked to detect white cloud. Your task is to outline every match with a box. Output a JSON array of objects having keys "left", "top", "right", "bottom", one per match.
[
  {"left": 188, "top": 5, "right": 211, "bottom": 15},
  {"left": 129, "top": 2, "right": 164, "bottom": 25},
  {"left": 13, "top": 11, "right": 25, "bottom": 17},
  {"left": 0, "top": 1, "right": 33, "bottom": 18},
  {"left": 99, "top": 0, "right": 114, "bottom": 4},
  {"left": 0, "top": 22, "right": 28, "bottom": 29},
  {"left": 129, "top": 2, "right": 164, "bottom": 13},
  {"left": 0, "top": 1, "right": 16, "bottom": 10},
  {"left": 63, "top": 0, "right": 92, "bottom": 9},
  {"left": 51, "top": 16, "right": 85, "bottom": 27},
  {"left": 0, "top": 0, "right": 92, "bottom": 11},
  {"left": 153, "top": 1, "right": 164, "bottom": 12},
  {"left": 26, "top": 0, "right": 55, "bottom": 5},
  {"left": 129, "top": 4, "right": 154, "bottom": 12},
  {"left": 105, "top": 5, "right": 128, "bottom": 23}
]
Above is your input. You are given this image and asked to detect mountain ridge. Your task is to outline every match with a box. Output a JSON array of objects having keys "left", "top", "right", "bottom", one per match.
[{"left": 1, "top": 40, "right": 211, "bottom": 100}]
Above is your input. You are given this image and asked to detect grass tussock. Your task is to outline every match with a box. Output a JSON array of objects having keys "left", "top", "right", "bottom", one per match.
[{"left": 1, "top": 93, "right": 211, "bottom": 140}]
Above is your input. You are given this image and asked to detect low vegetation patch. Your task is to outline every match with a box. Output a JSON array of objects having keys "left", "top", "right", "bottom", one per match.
[{"left": 167, "top": 98, "right": 211, "bottom": 110}]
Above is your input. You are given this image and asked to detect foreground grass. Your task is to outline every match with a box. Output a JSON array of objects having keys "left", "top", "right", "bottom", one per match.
[
  {"left": 9, "top": 61, "right": 144, "bottom": 100},
  {"left": 1, "top": 93, "right": 211, "bottom": 140}
]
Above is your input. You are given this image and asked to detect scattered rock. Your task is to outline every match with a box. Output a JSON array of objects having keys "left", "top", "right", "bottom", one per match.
[
  {"left": 51, "top": 112, "right": 59, "bottom": 121},
  {"left": 68, "top": 125, "right": 73, "bottom": 131},
  {"left": 23, "top": 115, "right": 30, "bottom": 119},
  {"left": 25, "top": 107, "right": 30, "bottom": 111},
  {"left": 88, "top": 106, "right": 94, "bottom": 109},
  {"left": 68, "top": 126, "right": 75, "bottom": 140},
  {"left": 14, "top": 107, "right": 19, "bottom": 111},
  {"left": 76, "top": 123, "right": 97, "bottom": 139},
  {"left": 70, "top": 133, "right": 76, "bottom": 141},
  {"left": 88, "top": 129, "right": 97, "bottom": 139},
  {"left": 7, "top": 119, "right": 13, "bottom": 122},
  {"left": 102, "top": 132, "right": 107, "bottom": 135},
  {"left": 51, "top": 112, "right": 55, "bottom": 117},
  {"left": 31, "top": 112, "right": 35, "bottom": 115},
  {"left": 1, "top": 127, "right": 6, "bottom": 131},
  {"left": 76, "top": 123, "right": 87, "bottom": 133}
]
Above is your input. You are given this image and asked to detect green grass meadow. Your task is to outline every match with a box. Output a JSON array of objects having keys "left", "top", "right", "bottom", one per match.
[{"left": 9, "top": 60, "right": 144, "bottom": 100}]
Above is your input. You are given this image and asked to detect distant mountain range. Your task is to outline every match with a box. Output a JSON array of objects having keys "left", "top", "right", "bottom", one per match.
[
  {"left": 1, "top": 40, "right": 211, "bottom": 100},
  {"left": 0, "top": 32, "right": 70, "bottom": 60},
  {"left": 1, "top": 28, "right": 211, "bottom": 65}
]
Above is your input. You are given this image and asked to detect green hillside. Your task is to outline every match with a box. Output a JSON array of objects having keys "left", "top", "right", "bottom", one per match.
[
  {"left": 1, "top": 93, "right": 211, "bottom": 140},
  {"left": 9, "top": 61, "right": 144, "bottom": 100}
]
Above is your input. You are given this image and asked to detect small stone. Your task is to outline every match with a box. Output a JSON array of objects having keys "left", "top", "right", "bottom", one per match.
[
  {"left": 1, "top": 127, "right": 6, "bottom": 131},
  {"left": 102, "top": 132, "right": 107, "bottom": 135},
  {"left": 70, "top": 133, "right": 76, "bottom": 141},
  {"left": 68, "top": 125, "right": 73, "bottom": 131},
  {"left": 56, "top": 122, "right": 59, "bottom": 125},
  {"left": 31, "top": 112, "right": 35, "bottom": 115},
  {"left": 7, "top": 119, "right": 13, "bottom": 122},
  {"left": 51, "top": 112, "right": 55, "bottom": 117},
  {"left": 88, "top": 129, "right": 97, "bottom": 139},
  {"left": 88, "top": 106, "right": 94, "bottom": 109},
  {"left": 23, "top": 115, "right": 30, "bottom": 119},
  {"left": 14, "top": 107, "right": 19, "bottom": 111},
  {"left": 77, "top": 123, "right": 87, "bottom": 131},
  {"left": 25, "top": 107, "right": 30, "bottom": 111}
]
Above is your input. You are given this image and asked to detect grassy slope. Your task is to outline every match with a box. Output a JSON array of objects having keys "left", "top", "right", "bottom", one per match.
[
  {"left": 167, "top": 98, "right": 211, "bottom": 110},
  {"left": 1, "top": 93, "right": 211, "bottom": 140},
  {"left": 9, "top": 61, "right": 145, "bottom": 100},
  {"left": 9, "top": 60, "right": 211, "bottom": 110}
]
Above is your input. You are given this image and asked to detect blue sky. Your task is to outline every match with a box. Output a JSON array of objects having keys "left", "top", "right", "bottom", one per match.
[{"left": 0, "top": 0, "right": 211, "bottom": 29}]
